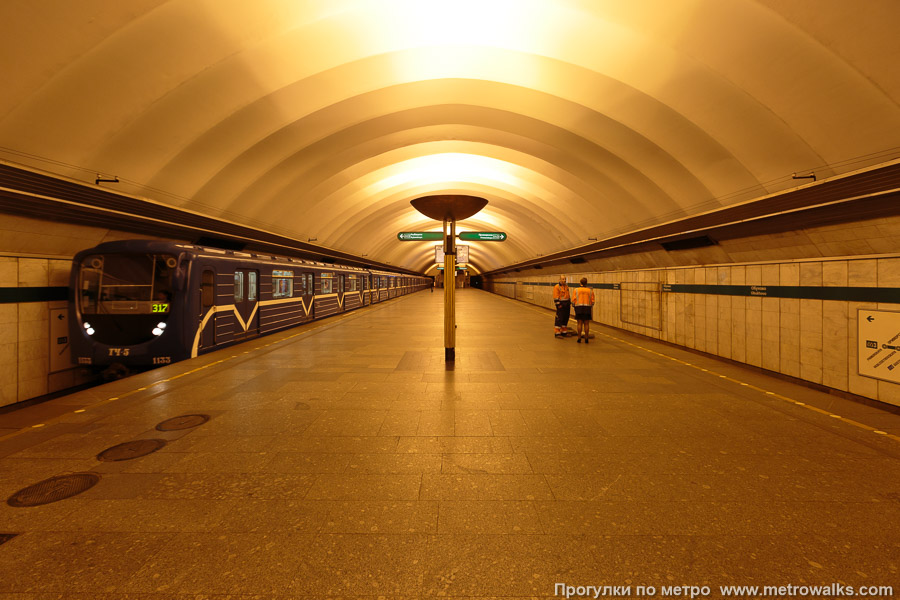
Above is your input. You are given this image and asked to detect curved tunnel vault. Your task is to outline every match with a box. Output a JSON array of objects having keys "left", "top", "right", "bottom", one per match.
[{"left": 1, "top": 0, "right": 899, "bottom": 273}]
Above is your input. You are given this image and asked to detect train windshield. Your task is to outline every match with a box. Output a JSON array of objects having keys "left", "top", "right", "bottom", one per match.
[{"left": 79, "top": 253, "right": 176, "bottom": 315}]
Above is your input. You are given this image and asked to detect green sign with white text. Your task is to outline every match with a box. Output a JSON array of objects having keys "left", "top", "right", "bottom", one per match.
[
  {"left": 397, "top": 232, "right": 444, "bottom": 241},
  {"left": 458, "top": 231, "right": 507, "bottom": 241}
]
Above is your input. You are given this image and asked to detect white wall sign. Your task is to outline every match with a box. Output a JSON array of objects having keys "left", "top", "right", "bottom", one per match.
[{"left": 858, "top": 309, "right": 900, "bottom": 384}]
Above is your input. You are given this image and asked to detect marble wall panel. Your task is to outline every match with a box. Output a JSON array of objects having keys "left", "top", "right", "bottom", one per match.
[
  {"left": 799, "top": 299, "right": 823, "bottom": 384},
  {"left": 822, "top": 301, "right": 849, "bottom": 392}
]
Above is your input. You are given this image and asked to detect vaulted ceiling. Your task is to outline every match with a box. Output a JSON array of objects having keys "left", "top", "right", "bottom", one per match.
[{"left": 2, "top": 0, "right": 899, "bottom": 274}]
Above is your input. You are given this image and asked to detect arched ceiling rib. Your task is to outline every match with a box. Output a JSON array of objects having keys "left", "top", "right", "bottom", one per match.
[{"left": 1, "top": 0, "right": 898, "bottom": 273}]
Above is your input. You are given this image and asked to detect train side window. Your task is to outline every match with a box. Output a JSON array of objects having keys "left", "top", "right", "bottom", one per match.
[
  {"left": 305, "top": 273, "right": 313, "bottom": 294},
  {"left": 273, "top": 270, "right": 293, "bottom": 299},
  {"left": 234, "top": 271, "right": 244, "bottom": 302},
  {"left": 248, "top": 272, "right": 258, "bottom": 301},
  {"left": 321, "top": 276, "right": 332, "bottom": 294},
  {"left": 201, "top": 270, "right": 215, "bottom": 308}
]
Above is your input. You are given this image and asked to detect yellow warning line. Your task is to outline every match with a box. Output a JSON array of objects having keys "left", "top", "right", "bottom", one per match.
[
  {"left": 506, "top": 295, "right": 899, "bottom": 444},
  {"left": 593, "top": 330, "right": 900, "bottom": 444},
  {"left": 0, "top": 293, "right": 412, "bottom": 443}
]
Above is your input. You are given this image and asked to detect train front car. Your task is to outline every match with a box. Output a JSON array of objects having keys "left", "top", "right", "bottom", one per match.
[{"left": 69, "top": 240, "right": 190, "bottom": 373}]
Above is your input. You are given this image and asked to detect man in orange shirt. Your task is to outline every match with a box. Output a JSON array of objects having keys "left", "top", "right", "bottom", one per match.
[
  {"left": 572, "top": 277, "right": 596, "bottom": 343},
  {"left": 552, "top": 275, "right": 570, "bottom": 338}
]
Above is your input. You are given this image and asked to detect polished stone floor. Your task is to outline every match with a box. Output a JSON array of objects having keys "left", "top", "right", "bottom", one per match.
[{"left": 0, "top": 288, "right": 899, "bottom": 598}]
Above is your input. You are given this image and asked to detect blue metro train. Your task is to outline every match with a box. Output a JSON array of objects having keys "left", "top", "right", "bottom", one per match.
[{"left": 69, "top": 240, "right": 429, "bottom": 371}]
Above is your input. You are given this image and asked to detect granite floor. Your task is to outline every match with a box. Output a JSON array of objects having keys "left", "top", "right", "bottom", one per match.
[{"left": 0, "top": 288, "right": 899, "bottom": 599}]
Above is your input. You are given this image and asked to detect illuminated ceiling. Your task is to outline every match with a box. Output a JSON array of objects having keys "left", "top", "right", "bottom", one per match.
[{"left": 1, "top": 0, "right": 898, "bottom": 273}]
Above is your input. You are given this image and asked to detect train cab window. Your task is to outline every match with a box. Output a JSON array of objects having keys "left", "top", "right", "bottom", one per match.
[
  {"left": 201, "top": 270, "right": 215, "bottom": 308},
  {"left": 273, "top": 270, "right": 293, "bottom": 299},
  {"left": 78, "top": 252, "right": 177, "bottom": 315},
  {"left": 234, "top": 272, "right": 244, "bottom": 302},
  {"left": 248, "top": 271, "right": 258, "bottom": 302}
]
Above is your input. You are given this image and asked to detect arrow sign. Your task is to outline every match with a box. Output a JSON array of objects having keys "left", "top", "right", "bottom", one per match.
[
  {"left": 397, "top": 232, "right": 443, "bottom": 241},
  {"left": 458, "top": 231, "right": 507, "bottom": 242},
  {"left": 867, "top": 316, "right": 875, "bottom": 322}
]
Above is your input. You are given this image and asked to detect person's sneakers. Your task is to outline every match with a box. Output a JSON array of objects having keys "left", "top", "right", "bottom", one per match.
[
  {"left": 577, "top": 336, "right": 582, "bottom": 343},
  {"left": 585, "top": 337, "right": 589, "bottom": 344}
]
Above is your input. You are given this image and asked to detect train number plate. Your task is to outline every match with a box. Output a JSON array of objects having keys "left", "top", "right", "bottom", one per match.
[
  {"left": 108, "top": 348, "right": 131, "bottom": 357},
  {"left": 152, "top": 356, "right": 172, "bottom": 365}
]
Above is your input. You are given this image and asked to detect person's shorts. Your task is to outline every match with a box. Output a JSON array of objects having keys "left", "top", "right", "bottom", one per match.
[{"left": 574, "top": 306, "right": 592, "bottom": 321}]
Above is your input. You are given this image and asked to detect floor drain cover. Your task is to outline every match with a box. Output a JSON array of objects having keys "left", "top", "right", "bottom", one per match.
[
  {"left": 156, "top": 414, "right": 210, "bottom": 431},
  {"left": 97, "top": 439, "right": 166, "bottom": 462},
  {"left": 295, "top": 402, "right": 311, "bottom": 410},
  {"left": 0, "top": 534, "right": 18, "bottom": 546},
  {"left": 7, "top": 473, "right": 100, "bottom": 507}
]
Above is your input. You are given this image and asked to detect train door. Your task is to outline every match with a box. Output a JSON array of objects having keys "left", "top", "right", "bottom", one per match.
[
  {"left": 338, "top": 274, "right": 345, "bottom": 310},
  {"left": 199, "top": 268, "right": 216, "bottom": 350},
  {"left": 301, "top": 272, "right": 314, "bottom": 320},
  {"left": 233, "top": 269, "right": 260, "bottom": 339}
]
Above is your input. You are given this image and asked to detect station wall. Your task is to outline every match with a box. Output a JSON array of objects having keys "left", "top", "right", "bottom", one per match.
[{"left": 486, "top": 254, "right": 900, "bottom": 409}]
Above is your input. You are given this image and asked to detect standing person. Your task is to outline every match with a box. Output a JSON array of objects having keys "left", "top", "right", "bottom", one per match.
[
  {"left": 552, "top": 275, "right": 571, "bottom": 338},
  {"left": 572, "top": 277, "right": 596, "bottom": 343}
]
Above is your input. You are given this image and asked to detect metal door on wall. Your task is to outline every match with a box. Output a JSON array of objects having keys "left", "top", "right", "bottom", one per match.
[
  {"left": 199, "top": 269, "right": 216, "bottom": 349},
  {"left": 233, "top": 269, "right": 260, "bottom": 339}
]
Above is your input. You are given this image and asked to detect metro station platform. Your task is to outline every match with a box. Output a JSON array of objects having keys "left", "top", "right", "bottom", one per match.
[{"left": 0, "top": 288, "right": 899, "bottom": 597}]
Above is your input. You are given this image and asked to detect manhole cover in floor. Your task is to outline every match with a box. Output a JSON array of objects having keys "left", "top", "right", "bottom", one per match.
[
  {"left": 7, "top": 473, "right": 100, "bottom": 507},
  {"left": 97, "top": 438, "right": 166, "bottom": 462},
  {"left": 0, "top": 534, "right": 18, "bottom": 546},
  {"left": 156, "top": 414, "right": 210, "bottom": 431}
]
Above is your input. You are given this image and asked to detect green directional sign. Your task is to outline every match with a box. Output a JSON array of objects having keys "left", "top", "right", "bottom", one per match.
[
  {"left": 397, "top": 232, "right": 443, "bottom": 241},
  {"left": 458, "top": 231, "right": 507, "bottom": 242}
]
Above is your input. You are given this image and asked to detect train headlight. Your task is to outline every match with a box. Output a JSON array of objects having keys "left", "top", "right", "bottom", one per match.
[
  {"left": 157, "top": 322, "right": 167, "bottom": 329},
  {"left": 152, "top": 327, "right": 164, "bottom": 336},
  {"left": 86, "top": 327, "right": 95, "bottom": 336},
  {"left": 83, "top": 322, "right": 91, "bottom": 329}
]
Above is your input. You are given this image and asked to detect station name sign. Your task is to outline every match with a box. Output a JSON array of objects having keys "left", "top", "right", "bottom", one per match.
[
  {"left": 458, "top": 231, "right": 507, "bottom": 241},
  {"left": 397, "top": 232, "right": 443, "bottom": 241}
]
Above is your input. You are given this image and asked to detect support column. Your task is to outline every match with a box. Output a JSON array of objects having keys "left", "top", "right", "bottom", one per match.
[
  {"left": 409, "top": 194, "right": 488, "bottom": 365},
  {"left": 444, "top": 217, "right": 456, "bottom": 361}
]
